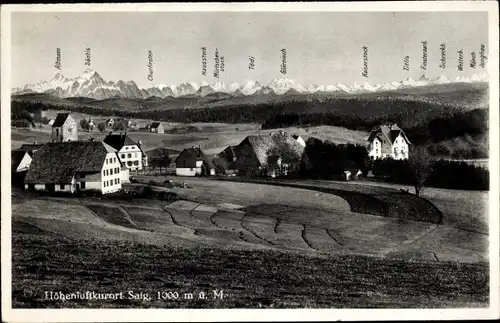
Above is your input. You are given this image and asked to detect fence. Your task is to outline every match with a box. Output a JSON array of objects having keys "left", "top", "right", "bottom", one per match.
[{"left": 131, "top": 166, "right": 176, "bottom": 176}]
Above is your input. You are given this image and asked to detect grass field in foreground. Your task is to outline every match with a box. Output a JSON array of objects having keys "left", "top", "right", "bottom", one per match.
[{"left": 12, "top": 232, "right": 488, "bottom": 309}]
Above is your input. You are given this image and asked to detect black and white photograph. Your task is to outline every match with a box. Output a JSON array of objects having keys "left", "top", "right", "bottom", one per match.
[{"left": 1, "top": 2, "right": 499, "bottom": 322}]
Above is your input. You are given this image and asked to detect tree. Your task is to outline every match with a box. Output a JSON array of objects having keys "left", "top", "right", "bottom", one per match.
[
  {"left": 408, "top": 146, "right": 433, "bottom": 196},
  {"left": 113, "top": 121, "right": 127, "bottom": 131},
  {"left": 213, "top": 156, "right": 230, "bottom": 175},
  {"left": 80, "top": 119, "right": 90, "bottom": 131},
  {"left": 150, "top": 149, "right": 171, "bottom": 173},
  {"left": 98, "top": 122, "right": 106, "bottom": 133}
]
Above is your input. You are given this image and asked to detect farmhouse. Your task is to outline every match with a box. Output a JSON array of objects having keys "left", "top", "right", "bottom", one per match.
[
  {"left": 148, "top": 122, "right": 164, "bottom": 133},
  {"left": 24, "top": 141, "right": 123, "bottom": 194},
  {"left": 175, "top": 147, "right": 215, "bottom": 176},
  {"left": 367, "top": 124, "right": 410, "bottom": 160},
  {"left": 103, "top": 133, "right": 145, "bottom": 171},
  {"left": 51, "top": 113, "right": 78, "bottom": 142},
  {"left": 232, "top": 132, "right": 306, "bottom": 177}
]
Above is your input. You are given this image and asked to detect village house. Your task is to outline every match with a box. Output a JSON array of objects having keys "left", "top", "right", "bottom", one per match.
[
  {"left": 51, "top": 113, "right": 78, "bottom": 142},
  {"left": 103, "top": 132, "right": 146, "bottom": 172},
  {"left": 148, "top": 122, "right": 164, "bottom": 134},
  {"left": 229, "top": 132, "right": 307, "bottom": 177},
  {"left": 24, "top": 141, "right": 123, "bottom": 194},
  {"left": 175, "top": 147, "right": 215, "bottom": 176},
  {"left": 367, "top": 124, "right": 411, "bottom": 160}
]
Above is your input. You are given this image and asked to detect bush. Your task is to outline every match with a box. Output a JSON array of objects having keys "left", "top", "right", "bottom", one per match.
[
  {"left": 427, "top": 160, "right": 488, "bottom": 190},
  {"left": 372, "top": 158, "right": 489, "bottom": 190},
  {"left": 11, "top": 119, "right": 32, "bottom": 128},
  {"left": 143, "top": 185, "right": 154, "bottom": 198}
]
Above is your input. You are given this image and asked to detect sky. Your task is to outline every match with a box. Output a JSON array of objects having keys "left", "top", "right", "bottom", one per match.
[{"left": 11, "top": 11, "right": 489, "bottom": 88}]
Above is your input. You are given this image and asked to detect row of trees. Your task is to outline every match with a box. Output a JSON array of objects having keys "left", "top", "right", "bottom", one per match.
[
  {"left": 12, "top": 95, "right": 453, "bottom": 128},
  {"left": 301, "top": 138, "right": 369, "bottom": 178},
  {"left": 372, "top": 149, "right": 489, "bottom": 192}
]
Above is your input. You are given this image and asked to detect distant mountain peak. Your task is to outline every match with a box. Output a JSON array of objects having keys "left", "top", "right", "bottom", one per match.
[{"left": 13, "top": 68, "right": 490, "bottom": 100}]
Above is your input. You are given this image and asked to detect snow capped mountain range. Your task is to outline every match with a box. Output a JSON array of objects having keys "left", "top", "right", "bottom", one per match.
[{"left": 12, "top": 68, "right": 489, "bottom": 100}]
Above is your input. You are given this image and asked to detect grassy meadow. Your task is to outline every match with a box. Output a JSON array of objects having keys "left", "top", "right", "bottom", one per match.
[
  {"left": 11, "top": 109, "right": 368, "bottom": 156},
  {"left": 12, "top": 233, "right": 488, "bottom": 309}
]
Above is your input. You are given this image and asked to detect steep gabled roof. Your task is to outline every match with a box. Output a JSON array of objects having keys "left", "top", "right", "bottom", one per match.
[
  {"left": 11, "top": 150, "right": 29, "bottom": 171},
  {"left": 52, "top": 113, "right": 70, "bottom": 127},
  {"left": 237, "top": 133, "right": 306, "bottom": 167},
  {"left": 367, "top": 124, "right": 411, "bottom": 145},
  {"left": 176, "top": 147, "right": 213, "bottom": 168},
  {"left": 150, "top": 122, "right": 162, "bottom": 128},
  {"left": 103, "top": 133, "right": 137, "bottom": 151},
  {"left": 25, "top": 141, "right": 115, "bottom": 184}
]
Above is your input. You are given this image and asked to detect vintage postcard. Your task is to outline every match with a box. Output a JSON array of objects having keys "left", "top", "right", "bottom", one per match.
[{"left": 1, "top": 2, "right": 499, "bottom": 322}]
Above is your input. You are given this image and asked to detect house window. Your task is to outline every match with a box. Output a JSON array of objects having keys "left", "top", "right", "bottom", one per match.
[
  {"left": 115, "top": 178, "right": 118, "bottom": 184},
  {"left": 126, "top": 147, "right": 129, "bottom": 150},
  {"left": 128, "top": 153, "right": 132, "bottom": 158},
  {"left": 106, "top": 159, "right": 108, "bottom": 164},
  {"left": 60, "top": 184, "right": 65, "bottom": 190},
  {"left": 111, "top": 169, "right": 115, "bottom": 175},
  {"left": 118, "top": 178, "right": 120, "bottom": 184},
  {"left": 103, "top": 170, "right": 105, "bottom": 176},
  {"left": 133, "top": 153, "right": 137, "bottom": 158},
  {"left": 121, "top": 154, "right": 126, "bottom": 159},
  {"left": 134, "top": 161, "right": 139, "bottom": 166},
  {"left": 127, "top": 161, "right": 132, "bottom": 166},
  {"left": 81, "top": 182, "right": 86, "bottom": 189}
]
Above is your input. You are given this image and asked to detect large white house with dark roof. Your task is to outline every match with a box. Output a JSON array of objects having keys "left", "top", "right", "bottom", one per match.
[
  {"left": 24, "top": 141, "right": 123, "bottom": 194},
  {"left": 367, "top": 124, "right": 411, "bottom": 160},
  {"left": 103, "top": 132, "right": 147, "bottom": 171}
]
